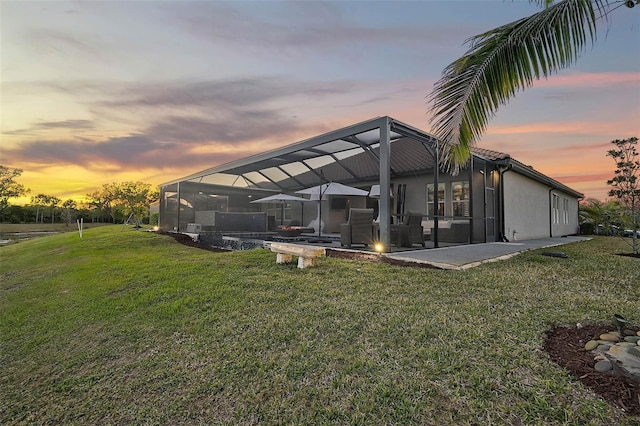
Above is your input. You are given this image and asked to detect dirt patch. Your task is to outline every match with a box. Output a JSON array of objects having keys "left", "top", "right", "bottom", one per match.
[
  {"left": 544, "top": 325, "right": 639, "bottom": 416},
  {"left": 159, "top": 231, "right": 231, "bottom": 252}
]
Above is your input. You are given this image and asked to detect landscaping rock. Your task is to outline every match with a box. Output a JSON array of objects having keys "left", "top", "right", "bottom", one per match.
[
  {"left": 624, "top": 336, "right": 640, "bottom": 343},
  {"left": 608, "top": 346, "right": 623, "bottom": 356},
  {"left": 595, "top": 360, "right": 613, "bottom": 372},
  {"left": 584, "top": 340, "right": 599, "bottom": 351},
  {"left": 600, "top": 333, "right": 619, "bottom": 342}
]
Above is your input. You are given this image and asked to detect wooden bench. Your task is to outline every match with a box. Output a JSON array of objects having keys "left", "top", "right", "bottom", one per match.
[{"left": 270, "top": 242, "right": 326, "bottom": 269}]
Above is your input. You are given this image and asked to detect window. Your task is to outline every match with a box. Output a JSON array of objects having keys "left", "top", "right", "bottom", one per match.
[
  {"left": 563, "top": 198, "right": 569, "bottom": 224},
  {"left": 552, "top": 194, "right": 560, "bottom": 224},
  {"left": 426, "top": 183, "right": 445, "bottom": 217},
  {"left": 267, "top": 204, "right": 291, "bottom": 224},
  {"left": 451, "top": 181, "right": 470, "bottom": 217}
]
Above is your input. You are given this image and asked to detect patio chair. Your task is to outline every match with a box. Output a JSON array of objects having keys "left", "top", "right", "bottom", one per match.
[
  {"left": 340, "top": 208, "right": 375, "bottom": 247},
  {"left": 391, "top": 211, "right": 425, "bottom": 247}
]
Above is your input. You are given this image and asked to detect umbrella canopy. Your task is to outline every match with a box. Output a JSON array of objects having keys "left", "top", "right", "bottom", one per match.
[
  {"left": 297, "top": 182, "right": 368, "bottom": 236},
  {"left": 251, "top": 193, "right": 310, "bottom": 226},
  {"left": 296, "top": 182, "right": 369, "bottom": 197},
  {"left": 250, "top": 193, "right": 310, "bottom": 204}
]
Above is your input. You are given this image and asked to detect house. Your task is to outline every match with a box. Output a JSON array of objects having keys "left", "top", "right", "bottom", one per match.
[{"left": 159, "top": 116, "right": 583, "bottom": 249}]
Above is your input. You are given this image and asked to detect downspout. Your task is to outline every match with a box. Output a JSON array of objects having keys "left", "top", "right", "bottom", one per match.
[
  {"left": 548, "top": 187, "right": 554, "bottom": 238},
  {"left": 176, "top": 181, "right": 181, "bottom": 232},
  {"left": 497, "top": 164, "right": 511, "bottom": 242},
  {"left": 577, "top": 196, "right": 584, "bottom": 236}
]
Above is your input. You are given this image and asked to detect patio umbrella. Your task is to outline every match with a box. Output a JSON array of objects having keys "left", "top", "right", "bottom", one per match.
[
  {"left": 296, "top": 182, "right": 369, "bottom": 236},
  {"left": 251, "top": 193, "right": 311, "bottom": 225}
]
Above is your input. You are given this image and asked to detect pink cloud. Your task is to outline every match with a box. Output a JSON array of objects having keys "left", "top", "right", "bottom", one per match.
[
  {"left": 536, "top": 72, "right": 640, "bottom": 88},
  {"left": 487, "top": 119, "right": 636, "bottom": 136}
]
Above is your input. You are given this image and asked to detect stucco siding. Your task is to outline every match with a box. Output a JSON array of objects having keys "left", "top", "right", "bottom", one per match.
[
  {"left": 503, "top": 171, "right": 580, "bottom": 240},
  {"left": 503, "top": 172, "right": 551, "bottom": 240}
]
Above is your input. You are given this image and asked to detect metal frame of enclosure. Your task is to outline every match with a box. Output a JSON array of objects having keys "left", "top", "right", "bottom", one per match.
[{"left": 160, "top": 116, "right": 583, "bottom": 249}]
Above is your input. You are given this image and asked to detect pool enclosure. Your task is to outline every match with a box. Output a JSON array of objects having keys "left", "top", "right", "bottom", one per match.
[{"left": 159, "top": 116, "right": 582, "bottom": 250}]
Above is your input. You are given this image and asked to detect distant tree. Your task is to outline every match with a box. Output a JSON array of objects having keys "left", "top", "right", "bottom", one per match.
[
  {"left": 607, "top": 136, "right": 639, "bottom": 254},
  {"left": 46, "top": 195, "right": 60, "bottom": 223},
  {"left": 86, "top": 188, "right": 114, "bottom": 223},
  {"left": 31, "top": 194, "right": 48, "bottom": 223},
  {"left": 30, "top": 194, "right": 61, "bottom": 223},
  {"left": 112, "top": 181, "right": 159, "bottom": 228},
  {"left": 0, "top": 165, "right": 30, "bottom": 212},
  {"left": 60, "top": 199, "right": 78, "bottom": 228}
]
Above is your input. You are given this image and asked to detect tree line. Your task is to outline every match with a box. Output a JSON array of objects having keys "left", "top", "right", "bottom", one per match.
[{"left": 0, "top": 166, "right": 159, "bottom": 228}]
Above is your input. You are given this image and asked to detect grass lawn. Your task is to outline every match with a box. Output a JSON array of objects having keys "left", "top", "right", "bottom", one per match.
[
  {"left": 1, "top": 226, "right": 638, "bottom": 425},
  {"left": 0, "top": 222, "right": 112, "bottom": 234}
]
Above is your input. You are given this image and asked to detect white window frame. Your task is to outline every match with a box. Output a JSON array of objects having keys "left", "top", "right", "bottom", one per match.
[
  {"left": 426, "top": 183, "right": 445, "bottom": 217},
  {"left": 451, "top": 181, "right": 470, "bottom": 217},
  {"left": 563, "top": 198, "right": 569, "bottom": 224},
  {"left": 552, "top": 193, "right": 560, "bottom": 225}
]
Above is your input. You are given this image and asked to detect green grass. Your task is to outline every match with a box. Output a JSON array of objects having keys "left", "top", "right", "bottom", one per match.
[
  {"left": 1, "top": 227, "right": 639, "bottom": 425},
  {"left": 0, "top": 222, "right": 112, "bottom": 233}
]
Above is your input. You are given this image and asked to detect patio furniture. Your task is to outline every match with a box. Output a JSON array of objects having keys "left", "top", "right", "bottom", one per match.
[
  {"left": 270, "top": 242, "right": 326, "bottom": 268},
  {"left": 340, "top": 208, "right": 375, "bottom": 247},
  {"left": 391, "top": 211, "right": 425, "bottom": 247},
  {"left": 433, "top": 221, "right": 469, "bottom": 243}
]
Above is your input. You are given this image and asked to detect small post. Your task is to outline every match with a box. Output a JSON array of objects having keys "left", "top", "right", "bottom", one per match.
[{"left": 77, "top": 218, "right": 83, "bottom": 239}]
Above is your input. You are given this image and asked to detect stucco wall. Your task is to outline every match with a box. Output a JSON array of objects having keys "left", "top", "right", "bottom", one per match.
[
  {"left": 503, "top": 171, "right": 580, "bottom": 240},
  {"left": 503, "top": 172, "right": 549, "bottom": 240}
]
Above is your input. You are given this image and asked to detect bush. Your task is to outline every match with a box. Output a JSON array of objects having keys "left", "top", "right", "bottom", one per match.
[{"left": 580, "top": 222, "right": 595, "bottom": 235}]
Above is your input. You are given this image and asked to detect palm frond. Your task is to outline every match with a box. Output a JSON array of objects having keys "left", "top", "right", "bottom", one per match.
[{"left": 428, "top": 0, "right": 610, "bottom": 171}]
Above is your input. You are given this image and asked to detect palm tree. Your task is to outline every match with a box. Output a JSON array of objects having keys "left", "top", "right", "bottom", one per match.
[
  {"left": 428, "top": 0, "right": 635, "bottom": 170},
  {"left": 579, "top": 198, "right": 623, "bottom": 234}
]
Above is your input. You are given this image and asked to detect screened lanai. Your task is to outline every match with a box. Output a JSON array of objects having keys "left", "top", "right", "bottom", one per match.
[{"left": 159, "top": 116, "right": 496, "bottom": 250}]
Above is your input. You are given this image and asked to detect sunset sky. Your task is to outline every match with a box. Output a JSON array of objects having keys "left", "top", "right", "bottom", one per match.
[{"left": 2, "top": 1, "right": 639, "bottom": 205}]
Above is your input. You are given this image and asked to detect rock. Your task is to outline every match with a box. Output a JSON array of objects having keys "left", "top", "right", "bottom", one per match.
[
  {"left": 597, "top": 344, "right": 611, "bottom": 352},
  {"left": 584, "top": 340, "right": 599, "bottom": 351},
  {"left": 624, "top": 336, "right": 640, "bottom": 343},
  {"left": 617, "top": 342, "right": 636, "bottom": 347},
  {"left": 595, "top": 360, "right": 613, "bottom": 372},
  {"left": 608, "top": 346, "right": 623, "bottom": 355},
  {"left": 600, "top": 333, "right": 620, "bottom": 342},
  {"left": 605, "top": 347, "right": 640, "bottom": 382},
  {"left": 594, "top": 355, "right": 607, "bottom": 361},
  {"left": 637, "top": 330, "right": 640, "bottom": 336}
]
